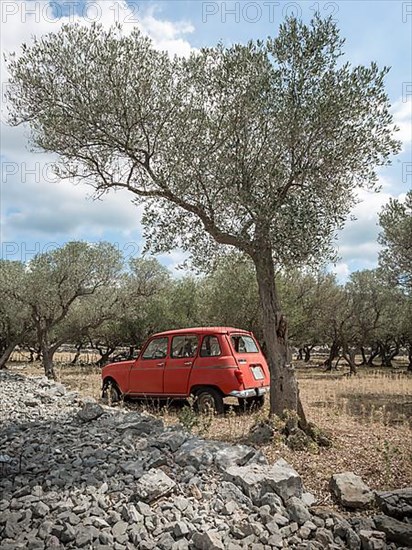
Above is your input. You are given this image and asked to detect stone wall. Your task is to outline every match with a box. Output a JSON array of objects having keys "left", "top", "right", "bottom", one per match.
[{"left": 0, "top": 371, "right": 411, "bottom": 550}]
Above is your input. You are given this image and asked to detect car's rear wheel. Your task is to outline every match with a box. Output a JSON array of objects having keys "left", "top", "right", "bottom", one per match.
[
  {"left": 102, "top": 380, "right": 121, "bottom": 405},
  {"left": 195, "top": 388, "right": 224, "bottom": 415},
  {"left": 238, "top": 395, "right": 265, "bottom": 411}
]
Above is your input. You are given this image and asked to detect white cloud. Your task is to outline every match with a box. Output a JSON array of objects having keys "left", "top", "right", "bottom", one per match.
[
  {"left": 156, "top": 249, "right": 190, "bottom": 276},
  {"left": 139, "top": 6, "right": 194, "bottom": 57},
  {"left": 330, "top": 262, "right": 350, "bottom": 283},
  {"left": 335, "top": 185, "right": 407, "bottom": 268}
]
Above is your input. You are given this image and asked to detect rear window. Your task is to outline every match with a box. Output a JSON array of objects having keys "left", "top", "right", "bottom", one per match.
[
  {"left": 231, "top": 334, "right": 259, "bottom": 353},
  {"left": 200, "top": 335, "right": 221, "bottom": 357},
  {"left": 171, "top": 335, "right": 198, "bottom": 358}
]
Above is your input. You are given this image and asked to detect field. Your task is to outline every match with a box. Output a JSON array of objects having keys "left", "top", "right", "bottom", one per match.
[{"left": 7, "top": 358, "right": 412, "bottom": 504}]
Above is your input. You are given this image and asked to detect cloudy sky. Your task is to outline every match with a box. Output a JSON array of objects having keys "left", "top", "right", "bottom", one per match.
[{"left": 0, "top": 0, "right": 411, "bottom": 280}]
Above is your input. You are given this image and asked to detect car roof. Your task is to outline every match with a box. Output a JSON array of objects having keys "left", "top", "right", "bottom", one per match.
[{"left": 153, "top": 327, "right": 252, "bottom": 337}]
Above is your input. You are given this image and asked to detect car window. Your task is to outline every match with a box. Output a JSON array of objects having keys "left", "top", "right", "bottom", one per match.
[
  {"left": 171, "top": 335, "right": 198, "bottom": 358},
  {"left": 200, "top": 335, "right": 221, "bottom": 357},
  {"left": 142, "top": 337, "right": 168, "bottom": 359},
  {"left": 231, "top": 335, "right": 259, "bottom": 353}
]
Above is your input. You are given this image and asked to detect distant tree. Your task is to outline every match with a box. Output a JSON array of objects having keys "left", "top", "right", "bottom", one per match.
[
  {"left": 399, "top": 295, "right": 412, "bottom": 371},
  {"left": 378, "top": 191, "right": 412, "bottom": 369},
  {"left": 343, "top": 270, "right": 389, "bottom": 368},
  {"left": 87, "top": 257, "right": 172, "bottom": 364},
  {"left": 7, "top": 17, "right": 400, "bottom": 420},
  {"left": 280, "top": 271, "right": 339, "bottom": 363},
  {"left": 0, "top": 261, "right": 33, "bottom": 368},
  {"left": 61, "top": 286, "right": 123, "bottom": 366},
  {"left": 379, "top": 190, "right": 412, "bottom": 290},
  {"left": 200, "top": 257, "right": 261, "bottom": 338},
  {"left": 21, "top": 242, "right": 122, "bottom": 378}
]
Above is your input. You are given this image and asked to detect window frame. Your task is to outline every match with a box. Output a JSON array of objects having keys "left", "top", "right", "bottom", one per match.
[
  {"left": 141, "top": 336, "right": 169, "bottom": 360},
  {"left": 170, "top": 334, "right": 199, "bottom": 359},
  {"left": 200, "top": 334, "right": 222, "bottom": 358},
  {"left": 230, "top": 334, "right": 259, "bottom": 354}
]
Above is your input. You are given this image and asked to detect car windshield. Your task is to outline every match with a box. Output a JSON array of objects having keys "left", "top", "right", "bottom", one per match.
[{"left": 230, "top": 334, "right": 259, "bottom": 353}]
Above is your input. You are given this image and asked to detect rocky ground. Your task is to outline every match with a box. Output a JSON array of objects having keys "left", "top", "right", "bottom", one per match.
[{"left": 0, "top": 371, "right": 411, "bottom": 550}]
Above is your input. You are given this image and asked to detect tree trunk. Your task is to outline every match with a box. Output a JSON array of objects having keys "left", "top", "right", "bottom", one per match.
[
  {"left": 360, "top": 347, "right": 367, "bottom": 365},
  {"left": 407, "top": 344, "right": 412, "bottom": 372},
  {"left": 342, "top": 345, "right": 358, "bottom": 375},
  {"left": 367, "top": 345, "right": 380, "bottom": 366},
  {"left": 70, "top": 342, "right": 83, "bottom": 365},
  {"left": 0, "top": 341, "right": 17, "bottom": 369},
  {"left": 324, "top": 340, "right": 340, "bottom": 371},
  {"left": 297, "top": 348, "right": 303, "bottom": 361},
  {"left": 379, "top": 343, "right": 399, "bottom": 368},
  {"left": 42, "top": 346, "right": 56, "bottom": 379},
  {"left": 96, "top": 347, "right": 116, "bottom": 367},
  {"left": 253, "top": 247, "right": 306, "bottom": 425},
  {"left": 39, "top": 332, "right": 56, "bottom": 380},
  {"left": 303, "top": 345, "right": 312, "bottom": 363}
]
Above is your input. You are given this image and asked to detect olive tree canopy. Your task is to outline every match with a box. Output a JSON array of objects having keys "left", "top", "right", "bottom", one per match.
[
  {"left": 379, "top": 190, "right": 412, "bottom": 291},
  {"left": 7, "top": 16, "right": 400, "bottom": 417}
]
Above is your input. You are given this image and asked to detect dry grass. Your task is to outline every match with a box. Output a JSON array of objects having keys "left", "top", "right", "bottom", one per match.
[{"left": 6, "top": 360, "right": 412, "bottom": 503}]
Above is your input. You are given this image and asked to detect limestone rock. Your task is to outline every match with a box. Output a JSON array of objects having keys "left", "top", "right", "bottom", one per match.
[
  {"left": 192, "top": 531, "right": 225, "bottom": 550},
  {"left": 287, "top": 497, "right": 312, "bottom": 526},
  {"left": 376, "top": 488, "right": 412, "bottom": 519},
  {"left": 225, "top": 458, "right": 302, "bottom": 504},
  {"left": 77, "top": 402, "right": 104, "bottom": 422},
  {"left": 330, "top": 472, "right": 375, "bottom": 509},
  {"left": 373, "top": 514, "right": 412, "bottom": 546},
  {"left": 134, "top": 469, "right": 176, "bottom": 503},
  {"left": 359, "top": 529, "right": 386, "bottom": 550}
]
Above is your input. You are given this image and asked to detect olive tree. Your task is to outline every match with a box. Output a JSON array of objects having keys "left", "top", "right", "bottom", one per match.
[
  {"left": 87, "top": 257, "right": 172, "bottom": 363},
  {"left": 0, "top": 260, "right": 33, "bottom": 368},
  {"left": 7, "top": 17, "right": 400, "bottom": 419},
  {"left": 22, "top": 242, "right": 122, "bottom": 378},
  {"left": 379, "top": 190, "right": 412, "bottom": 290},
  {"left": 378, "top": 192, "right": 412, "bottom": 368},
  {"left": 200, "top": 256, "right": 261, "bottom": 338}
]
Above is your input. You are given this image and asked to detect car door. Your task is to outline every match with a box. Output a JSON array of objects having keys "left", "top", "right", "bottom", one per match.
[
  {"left": 129, "top": 336, "right": 168, "bottom": 395},
  {"left": 164, "top": 334, "right": 199, "bottom": 395}
]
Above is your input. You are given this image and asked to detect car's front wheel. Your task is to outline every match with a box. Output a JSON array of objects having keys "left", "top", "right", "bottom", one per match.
[{"left": 195, "top": 388, "right": 224, "bottom": 415}]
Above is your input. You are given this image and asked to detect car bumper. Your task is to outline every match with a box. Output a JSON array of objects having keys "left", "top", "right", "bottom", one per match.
[{"left": 228, "top": 386, "right": 269, "bottom": 398}]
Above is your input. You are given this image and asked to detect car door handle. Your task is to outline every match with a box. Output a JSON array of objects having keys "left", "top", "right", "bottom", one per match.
[
  {"left": 184, "top": 361, "right": 192, "bottom": 366},
  {"left": 156, "top": 362, "right": 165, "bottom": 367}
]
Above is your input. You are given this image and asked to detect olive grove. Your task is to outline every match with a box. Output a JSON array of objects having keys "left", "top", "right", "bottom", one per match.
[{"left": 6, "top": 17, "right": 400, "bottom": 417}]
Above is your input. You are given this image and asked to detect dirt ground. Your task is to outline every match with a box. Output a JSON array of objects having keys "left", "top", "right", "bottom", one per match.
[{"left": 6, "top": 359, "right": 412, "bottom": 504}]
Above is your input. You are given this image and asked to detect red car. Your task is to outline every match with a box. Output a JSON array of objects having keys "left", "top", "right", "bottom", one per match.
[{"left": 102, "top": 327, "right": 270, "bottom": 413}]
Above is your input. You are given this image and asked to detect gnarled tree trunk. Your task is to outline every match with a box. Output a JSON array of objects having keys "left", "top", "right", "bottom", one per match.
[
  {"left": 0, "top": 341, "right": 18, "bottom": 369},
  {"left": 324, "top": 340, "right": 340, "bottom": 371},
  {"left": 253, "top": 246, "right": 306, "bottom": 426},
  {"left": 342, "top": 344, "right": 358, "bottom": 375},
  {"left": 41, "top": 345, "right": 56, "bottom": 379}
]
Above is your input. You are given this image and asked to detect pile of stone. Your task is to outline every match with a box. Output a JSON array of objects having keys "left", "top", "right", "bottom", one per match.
[{"left": 0, "top": 370, "right": 411, "bottom": 550}]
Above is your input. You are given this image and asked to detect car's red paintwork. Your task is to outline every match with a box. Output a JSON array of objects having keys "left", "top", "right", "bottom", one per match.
[{"left": 101, "top": 327, "right": 270, "bottom": 400}]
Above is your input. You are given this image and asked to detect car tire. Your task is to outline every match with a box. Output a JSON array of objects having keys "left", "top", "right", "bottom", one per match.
[
  {"left": 102, "top": 380, "right": 121, "bottom": 404},
  {"left": 195, "top": 388, "right": 224, "bottom": 415},
  {"left": 238, "top": 395, "right": 265, "bottom": 411}
]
